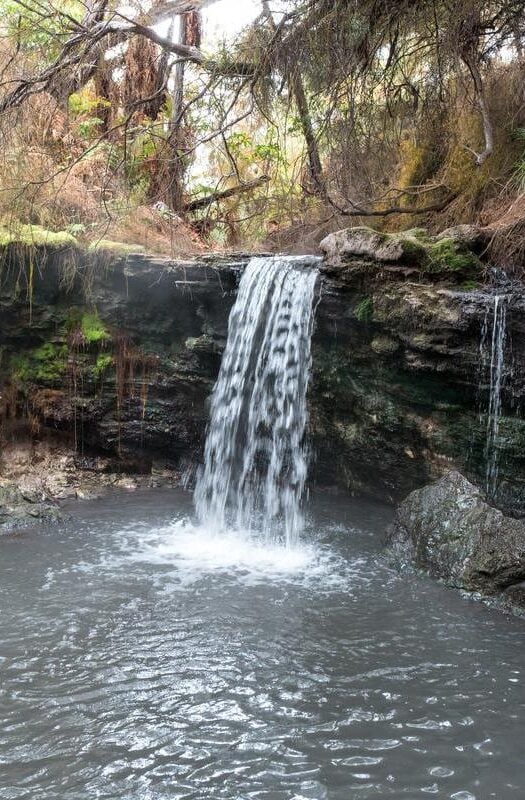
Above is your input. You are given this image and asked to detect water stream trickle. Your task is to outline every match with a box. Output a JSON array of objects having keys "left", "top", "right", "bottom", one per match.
[
  {"left": 480, "top": 293, "right": 508, "bottom": 498},
  {"left": 194, "top": 255, "right": 320, "bottom": 545}
]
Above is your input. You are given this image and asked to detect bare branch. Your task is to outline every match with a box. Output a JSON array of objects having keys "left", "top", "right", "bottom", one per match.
[
  {"left": 186, "top": 176, "right": 270, "bottom": 212},
  {"left": 462, "top": 51, "right": 494, "bottom": 166}
]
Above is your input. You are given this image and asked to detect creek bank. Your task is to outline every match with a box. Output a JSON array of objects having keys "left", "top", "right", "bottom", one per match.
[
  {"left": 0, "top": 482, "right": 62, "bottom": 532},
  {"left": 0, "top": 438, "right": 183, "bottom": 532},
  {"left": 386, "top": 470, "right": 525, "bottom": 613}
]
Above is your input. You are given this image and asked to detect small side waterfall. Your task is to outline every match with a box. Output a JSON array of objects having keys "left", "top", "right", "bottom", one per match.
[
  {"left": 480, "top": 293, "right": 508, "bottom": 498},
  {"left": 194, "top": 255, "right": 320, "bottom": 545}
]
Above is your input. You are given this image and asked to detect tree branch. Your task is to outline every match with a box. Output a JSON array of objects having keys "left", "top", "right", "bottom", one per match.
[
  {"left": 461, "top": 51, "right": 494, "bottom": 166},
  {"left": 327, "top": 192, "right": 458, "bottom": 218},
  {"left": 185, "top": 176, "right": 269, "bottom": 212},
  {"left": 0, "top": 5, "right": 254, "bottom": 116}
]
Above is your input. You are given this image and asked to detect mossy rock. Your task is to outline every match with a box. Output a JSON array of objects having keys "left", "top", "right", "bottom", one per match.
[
  {"left": 425, "top": 238, "right": 480, "bottom": 273},
  {"left": 11, "top": 342, "right": 69, "bottom": 383},
  {"left": 93, "top": 353, "right": 114, "bottom": 379},
  {"left": 88, "top": 239, "right": 146, "bottom": 255},
  {"left": 80, "top": 312, "right": 110, "bottom": 344},
  {"left": 66, "top": 309, "right": 111, "bottom": 345},
  {"left": 354, "top": 297, "right": 373, "bottom": 322},
  {"left": 0, "top": 224, "right": 77, "bottom": 250},
  {"left": 320, "top": 226, "right": 426, "bottom": 264},
  {"left": 320, "top": 225, "right": 482, "bottom": 278}
]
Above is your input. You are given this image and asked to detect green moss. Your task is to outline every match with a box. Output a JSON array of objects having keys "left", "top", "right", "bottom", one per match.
[
  {"left": 354, "top": 297, "right": 373, "bottom": 322},
  {"left": 389, "top": 230, "right": 428, "bottom": 259},
  {"left": 426, "top": 238, "right": 480, "bottom": 273},
  {"left": 10, "top": 354, "right": 30, "bottom": 381},
  {"left": 81, "top": 312, "right": 110, "bottom": 344},
  {"left": 331, "top": 226, "right": 481, "bottom": 279},
  {"left": 0, "top": 224, "right": 77, "bottom": 249},
  {"left": 403, "top": 227, "right": 430, "bottom": 240},
  {"left": 361, "top": 226, "right": 482, "bottom": 276},
  {"left": 390, "top": 229, "right": 481, "bottom": 273},
  {"left": 11, "top": 342, "right": 68, "bottom": 383},
  {"left": 88, "top": 239, "right": 145, "bottom": 255},
  {"left": 460, "top": 279, "right": 481, "bottom": 291},
  {"left": 93, "top": 353, "right": 113, "bottom": 379}
]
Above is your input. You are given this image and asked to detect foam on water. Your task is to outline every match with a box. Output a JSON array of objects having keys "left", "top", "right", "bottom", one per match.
[
  {"left": 83, "top": 510, "right": 367, "bottom": 591},
  {"left": 128, "top": 519, "right": 317, "bottom": 577}
]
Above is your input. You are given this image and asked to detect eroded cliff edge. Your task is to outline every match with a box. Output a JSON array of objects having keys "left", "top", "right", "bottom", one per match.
[{"left": 0, "top": 231, "right": 524, "bottom": 517}]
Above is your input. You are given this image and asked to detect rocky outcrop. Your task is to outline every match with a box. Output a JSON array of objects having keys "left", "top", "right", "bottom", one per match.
[
  {"left": 319, "top": 225, "right": 484, "bottom": 274},
  {"left": 310, "top": 226, "right": 525, "bottom": 513},
  {"left": 386, "top": 471, "right": 525, "bottom": 611},
  {"left": 1, "top": 229, "right": 525, "bottom": 516}
]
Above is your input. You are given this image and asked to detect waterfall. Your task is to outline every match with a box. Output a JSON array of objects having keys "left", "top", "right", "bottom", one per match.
[
  {"left": 194, "top": 255, "right": 320, "bottom": 546},
  {"left": 480, "top": 294, "right": 508, "bottom": 498}
]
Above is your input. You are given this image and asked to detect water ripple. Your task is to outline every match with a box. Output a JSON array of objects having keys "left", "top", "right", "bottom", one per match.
[{"left": 0, "top": 490, "right": 523, "bottom": 799}]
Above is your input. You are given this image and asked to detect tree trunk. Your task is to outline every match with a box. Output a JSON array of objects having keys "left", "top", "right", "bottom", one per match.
[
  {"left": 261, "top": 1, "right": 324, "bottom": 195},
  {"left": 164, "top": 10, "right": 202, "bottom": 212},
  {"left": 288, "top": 69, "right": 325, "bottom": 194}
]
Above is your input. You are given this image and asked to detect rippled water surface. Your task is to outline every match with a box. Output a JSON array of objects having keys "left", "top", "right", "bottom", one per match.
[{"left": 1, "top": 489, "right": 524, "bottom": 799}]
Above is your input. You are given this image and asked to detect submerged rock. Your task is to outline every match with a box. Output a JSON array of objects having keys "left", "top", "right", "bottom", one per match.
[{"left": 386, "top": 471, "right": 525, "bottom": 610}]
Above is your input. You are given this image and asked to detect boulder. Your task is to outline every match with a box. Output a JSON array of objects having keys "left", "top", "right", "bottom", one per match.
[
  {"left": 319, "top": 225, "right": 481, "bottom": 276},
  {"left": 436, "top": 224, "right": 485, "bottom": 248},
  {"left": 386, "top": 470, "right": 525, "bottom": 609},
  {"left": 320, "top": 227, "right": 409, "bottom": 265}
]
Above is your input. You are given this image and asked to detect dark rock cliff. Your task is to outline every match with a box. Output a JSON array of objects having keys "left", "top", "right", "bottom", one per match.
[
  {"left": 0, "top": 248, "right": 242, "bottom": 475},
  {"left": 1, "top": 234, "right": 524, "bottom": 513},
  {"left": 311, "top": 228, "right": 525, "bottom": 513}
]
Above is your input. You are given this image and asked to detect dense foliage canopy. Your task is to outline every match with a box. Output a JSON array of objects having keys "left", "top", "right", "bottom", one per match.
[{"left": 1, "top": 0, "right": 525, "bottom": 251}]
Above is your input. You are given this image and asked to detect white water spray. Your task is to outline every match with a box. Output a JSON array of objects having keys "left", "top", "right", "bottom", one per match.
[{"left": 194, "top": 255, "right": 319, "bottom": 545}]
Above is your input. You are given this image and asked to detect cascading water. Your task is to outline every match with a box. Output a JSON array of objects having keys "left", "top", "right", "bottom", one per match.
[
  {"left": 479, "top": 293, "right": 508, "bottom": 498},
  {"left": 194, "top": 255, "right": 319, "bottom": 546}
]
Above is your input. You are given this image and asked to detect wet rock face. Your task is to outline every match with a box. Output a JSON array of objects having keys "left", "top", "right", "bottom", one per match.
[
  {"left": 386, "top": 471, "right": 525, "bottom": 610},
  {"left": 1, "top": 236, "right": 525, "bottom": 515},
  {"left": 0, "top": 251, "right": 244, "bottom": 474},
  {"left": 310, "top": 227, "right": 525, "bottom": 513}
]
